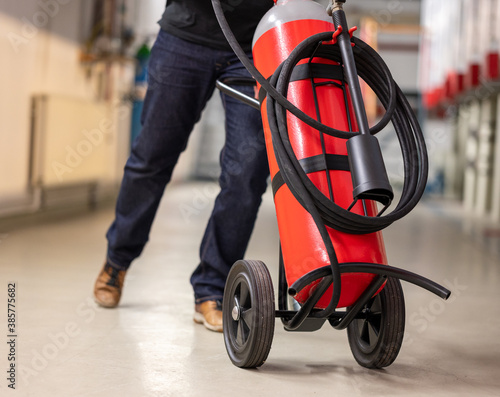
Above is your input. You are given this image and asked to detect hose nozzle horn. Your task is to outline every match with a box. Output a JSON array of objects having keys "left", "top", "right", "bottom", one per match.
[{"left": 346, "top": 134, "right": 394, "bottom": 212}]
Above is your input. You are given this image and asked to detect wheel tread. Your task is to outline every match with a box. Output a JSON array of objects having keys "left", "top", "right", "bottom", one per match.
[
  {"left": 223, "top": 260, "right": 275, "bottom": 368},
  {"left": 347, "top": 277, "right": 405, "bottom": 369}
]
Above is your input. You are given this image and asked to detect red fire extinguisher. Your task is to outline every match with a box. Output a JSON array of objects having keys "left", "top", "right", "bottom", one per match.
[
  {"left": 252, "top": 0, "right": 388, "bottom": 308},
  {"left": 212, "top": 0, "right": 450, "bottom": 370}
]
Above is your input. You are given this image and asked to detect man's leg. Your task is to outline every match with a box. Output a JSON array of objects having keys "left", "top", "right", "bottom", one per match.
[
  {"left": 95, "top": 31, "right": 217, "bottom": 307},
  {"left": 190, "top": 53, "right": 270, "bottom": 307}
]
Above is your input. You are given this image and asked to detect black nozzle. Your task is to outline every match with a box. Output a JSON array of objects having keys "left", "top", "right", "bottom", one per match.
[{"left": 346, "top": 134, "right": 393, "bottom": 207}]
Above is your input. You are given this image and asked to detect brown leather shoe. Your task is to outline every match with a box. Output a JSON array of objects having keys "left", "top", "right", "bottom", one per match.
[
  {"left": 193, "top": 300, "right": 223, "bottom": 332},
  {"left": 93, "top": 262, "right": 126, "bottom": 308}
]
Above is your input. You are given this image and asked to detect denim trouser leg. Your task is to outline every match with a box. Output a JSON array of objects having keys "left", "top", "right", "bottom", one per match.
[
  {"left": 106, "top": 30, "right": 270, "bottom": 303},
  {"left": 106, "top": 31, "right": 217, "bottom": 269},
  {"left": 190, "top": 65, "right": 269, "bottom": 303}
]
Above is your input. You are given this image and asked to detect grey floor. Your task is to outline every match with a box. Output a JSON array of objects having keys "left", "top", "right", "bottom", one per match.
[{"left": 0, "top": 181, "right": 499, "bottom": 397}]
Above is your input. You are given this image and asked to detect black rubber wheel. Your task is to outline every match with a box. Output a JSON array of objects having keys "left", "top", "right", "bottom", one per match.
[
  {"left": 347, "top": 277, "right": 405, "bottom": 369},
  {"left": 223, "top": 260, "right": 275, "bottom": 368}
]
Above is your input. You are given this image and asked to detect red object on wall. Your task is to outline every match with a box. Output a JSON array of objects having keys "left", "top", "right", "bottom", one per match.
[
  {"left": 486, "top": 52, "right": 499, "bottom": 81},
  {"left": 423, "top": 87, "right": 444, "bottom": 109},
  {"left": 466, "top": 63, "right": 481, "bottom": 89},
  {"left": 252, "top": 0, "right": 388, "bottom": 309}
]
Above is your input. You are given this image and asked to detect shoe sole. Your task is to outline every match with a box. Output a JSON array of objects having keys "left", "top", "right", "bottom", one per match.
[
  {"left": 94, "top": 296, "right": 119, "bottom": 309},
  {"left": 193, "top": 312, "right": 223, "bottom": 332}
]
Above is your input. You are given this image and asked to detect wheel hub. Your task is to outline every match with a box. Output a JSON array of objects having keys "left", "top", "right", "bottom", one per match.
[{"left": 232, "top": 297, "right": 241, "bottom": 321}]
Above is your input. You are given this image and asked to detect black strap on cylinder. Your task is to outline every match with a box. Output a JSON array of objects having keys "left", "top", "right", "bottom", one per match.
[
  {"left": 272, "top": 153, "right": 350, "bottom": 197},
  {"left": 259, "top": 63, "right": 344, "bottom": 105},
  {"left": 290, "top": 63, "right": 344, "bottom": 82}
]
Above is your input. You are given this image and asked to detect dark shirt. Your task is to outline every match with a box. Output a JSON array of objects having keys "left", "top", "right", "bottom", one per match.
[{"left": 159, "top": 0, "right": 274, "bottom": 51}]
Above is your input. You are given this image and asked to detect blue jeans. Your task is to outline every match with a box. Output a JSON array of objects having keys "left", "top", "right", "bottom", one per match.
[{"left": 106, "top": 30, "right": 269, "bottom": 303}]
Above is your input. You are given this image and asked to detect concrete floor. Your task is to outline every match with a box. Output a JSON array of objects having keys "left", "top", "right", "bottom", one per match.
[{"left": 0, "top": 181, "right": 499, "bottom": 396}]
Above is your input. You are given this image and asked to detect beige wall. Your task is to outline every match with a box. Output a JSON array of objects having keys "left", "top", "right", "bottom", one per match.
[{"left": 0, "top": 1, "right": 168, "bottom": 215}]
